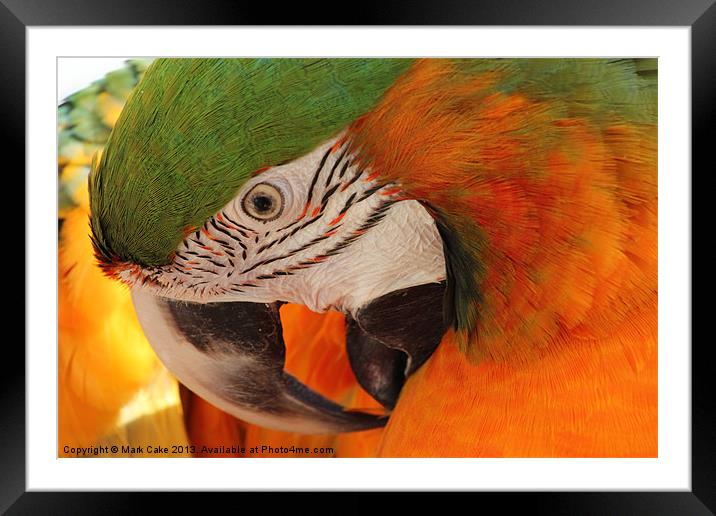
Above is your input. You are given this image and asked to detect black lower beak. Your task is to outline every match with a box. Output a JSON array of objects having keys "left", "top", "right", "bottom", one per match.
[
  {"left": 131, "top": 280, "right": 445, "bottom": 434},
  {"left": 346, "top": 281, "right": 447, "bottom": 410}
]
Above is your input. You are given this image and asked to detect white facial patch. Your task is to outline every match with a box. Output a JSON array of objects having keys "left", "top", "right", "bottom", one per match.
[{"left": 126, "top": 132, "right": 447, "bottom": 315}]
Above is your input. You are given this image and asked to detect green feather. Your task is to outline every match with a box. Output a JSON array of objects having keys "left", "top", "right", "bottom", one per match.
[
  {"left": 452, "top": 58, "right": 657, "bottom": 125},
  {"left": 90, "top": 58, "right": 414, "bottom": 267}
]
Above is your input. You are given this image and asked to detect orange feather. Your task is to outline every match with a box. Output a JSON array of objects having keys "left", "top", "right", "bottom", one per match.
[{"left": 345, "top": 59, "right": 657, "bottom": 456}]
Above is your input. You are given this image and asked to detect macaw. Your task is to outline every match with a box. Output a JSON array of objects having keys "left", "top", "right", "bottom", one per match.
[{"left": 60, "top": 58, "right": 657, "bottom": 457}]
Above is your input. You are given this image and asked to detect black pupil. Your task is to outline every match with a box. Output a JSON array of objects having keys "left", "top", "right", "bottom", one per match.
[{"left": 252, "top": 194, "right": 273, "bottom": 213}]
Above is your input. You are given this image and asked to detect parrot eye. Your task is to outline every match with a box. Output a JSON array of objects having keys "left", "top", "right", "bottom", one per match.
[{"left": 242, "top": 183, "right": 284, "bottom": 221}]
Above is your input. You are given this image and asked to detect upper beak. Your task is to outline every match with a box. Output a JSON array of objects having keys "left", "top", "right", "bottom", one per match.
[
  {"left": 131, "top": 280, "right": 446, "bottom": 434},
  {"left": 132, "top": 289, "right": 386, "bottom": 434}
]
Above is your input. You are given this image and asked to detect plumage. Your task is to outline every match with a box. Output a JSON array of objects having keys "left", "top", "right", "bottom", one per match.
[
  {"left": 346, "top": 59, "right": 657, "bottom": 455},
  {"left": 58, "top": 186, "right": 171, "bottom": 454},
  {"left": 60, "top": 58, "right": 657, "bottom": 457},
  {"left": 89, "top": 58, "right": 412, "bottom": 268}
]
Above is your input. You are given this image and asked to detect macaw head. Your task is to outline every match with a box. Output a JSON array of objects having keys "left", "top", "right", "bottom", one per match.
[{"left": 88, "top": 58, "right": 449, "bottom": 434}]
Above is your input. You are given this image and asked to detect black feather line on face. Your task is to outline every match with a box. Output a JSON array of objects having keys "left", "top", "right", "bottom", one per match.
[
  {"left": 207, "top": 258, "right": 227, "bottom": 268},
  {"left": 192, "top": 266, "right": 220, "bottom": 276},
  {"left": 219, "top": 211, "right": 253, "bottom": 237},
  {"left": 324, "top": 147, "right": 348, "bottom": 187},
  {"left": 357, "top": 183, "right": 389, "bottom": 203},
  {"left": 338, "top": 159, "right": 352, "bottom": 180},
  {"left": 236, "top": 199, "right": 395, "bottom": 287},
  {"left": 209, "top": 217, "right": 249, "bottom": 250},
  {"left": 342, "top": 167, "right": 365, "bottom": 191},
  {"left": 320, "top": 183, "right": 342, "bottom": 208},
  {"left": 337, "top": 192, "right": 357, "bottom": 217},
  {"left": 210, "top": 218, "right": 237, "bottom": 240},
  {"left": 305, "top": 147, "right": 332, "bottom": 209}
]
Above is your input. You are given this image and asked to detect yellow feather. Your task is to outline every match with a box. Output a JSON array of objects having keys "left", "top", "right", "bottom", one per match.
[{"left": 58, "top": 184, "right": 186, "bottom": 456}]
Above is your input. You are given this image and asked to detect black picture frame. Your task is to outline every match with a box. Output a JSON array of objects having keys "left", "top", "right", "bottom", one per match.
[{"left": 7, "top": 1, "right": 707, "bottom": 512}]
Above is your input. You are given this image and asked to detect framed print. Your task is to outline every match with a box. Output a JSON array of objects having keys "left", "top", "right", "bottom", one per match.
[{"left": 9, "top": 0, "right": 708, "bottom": 512}]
